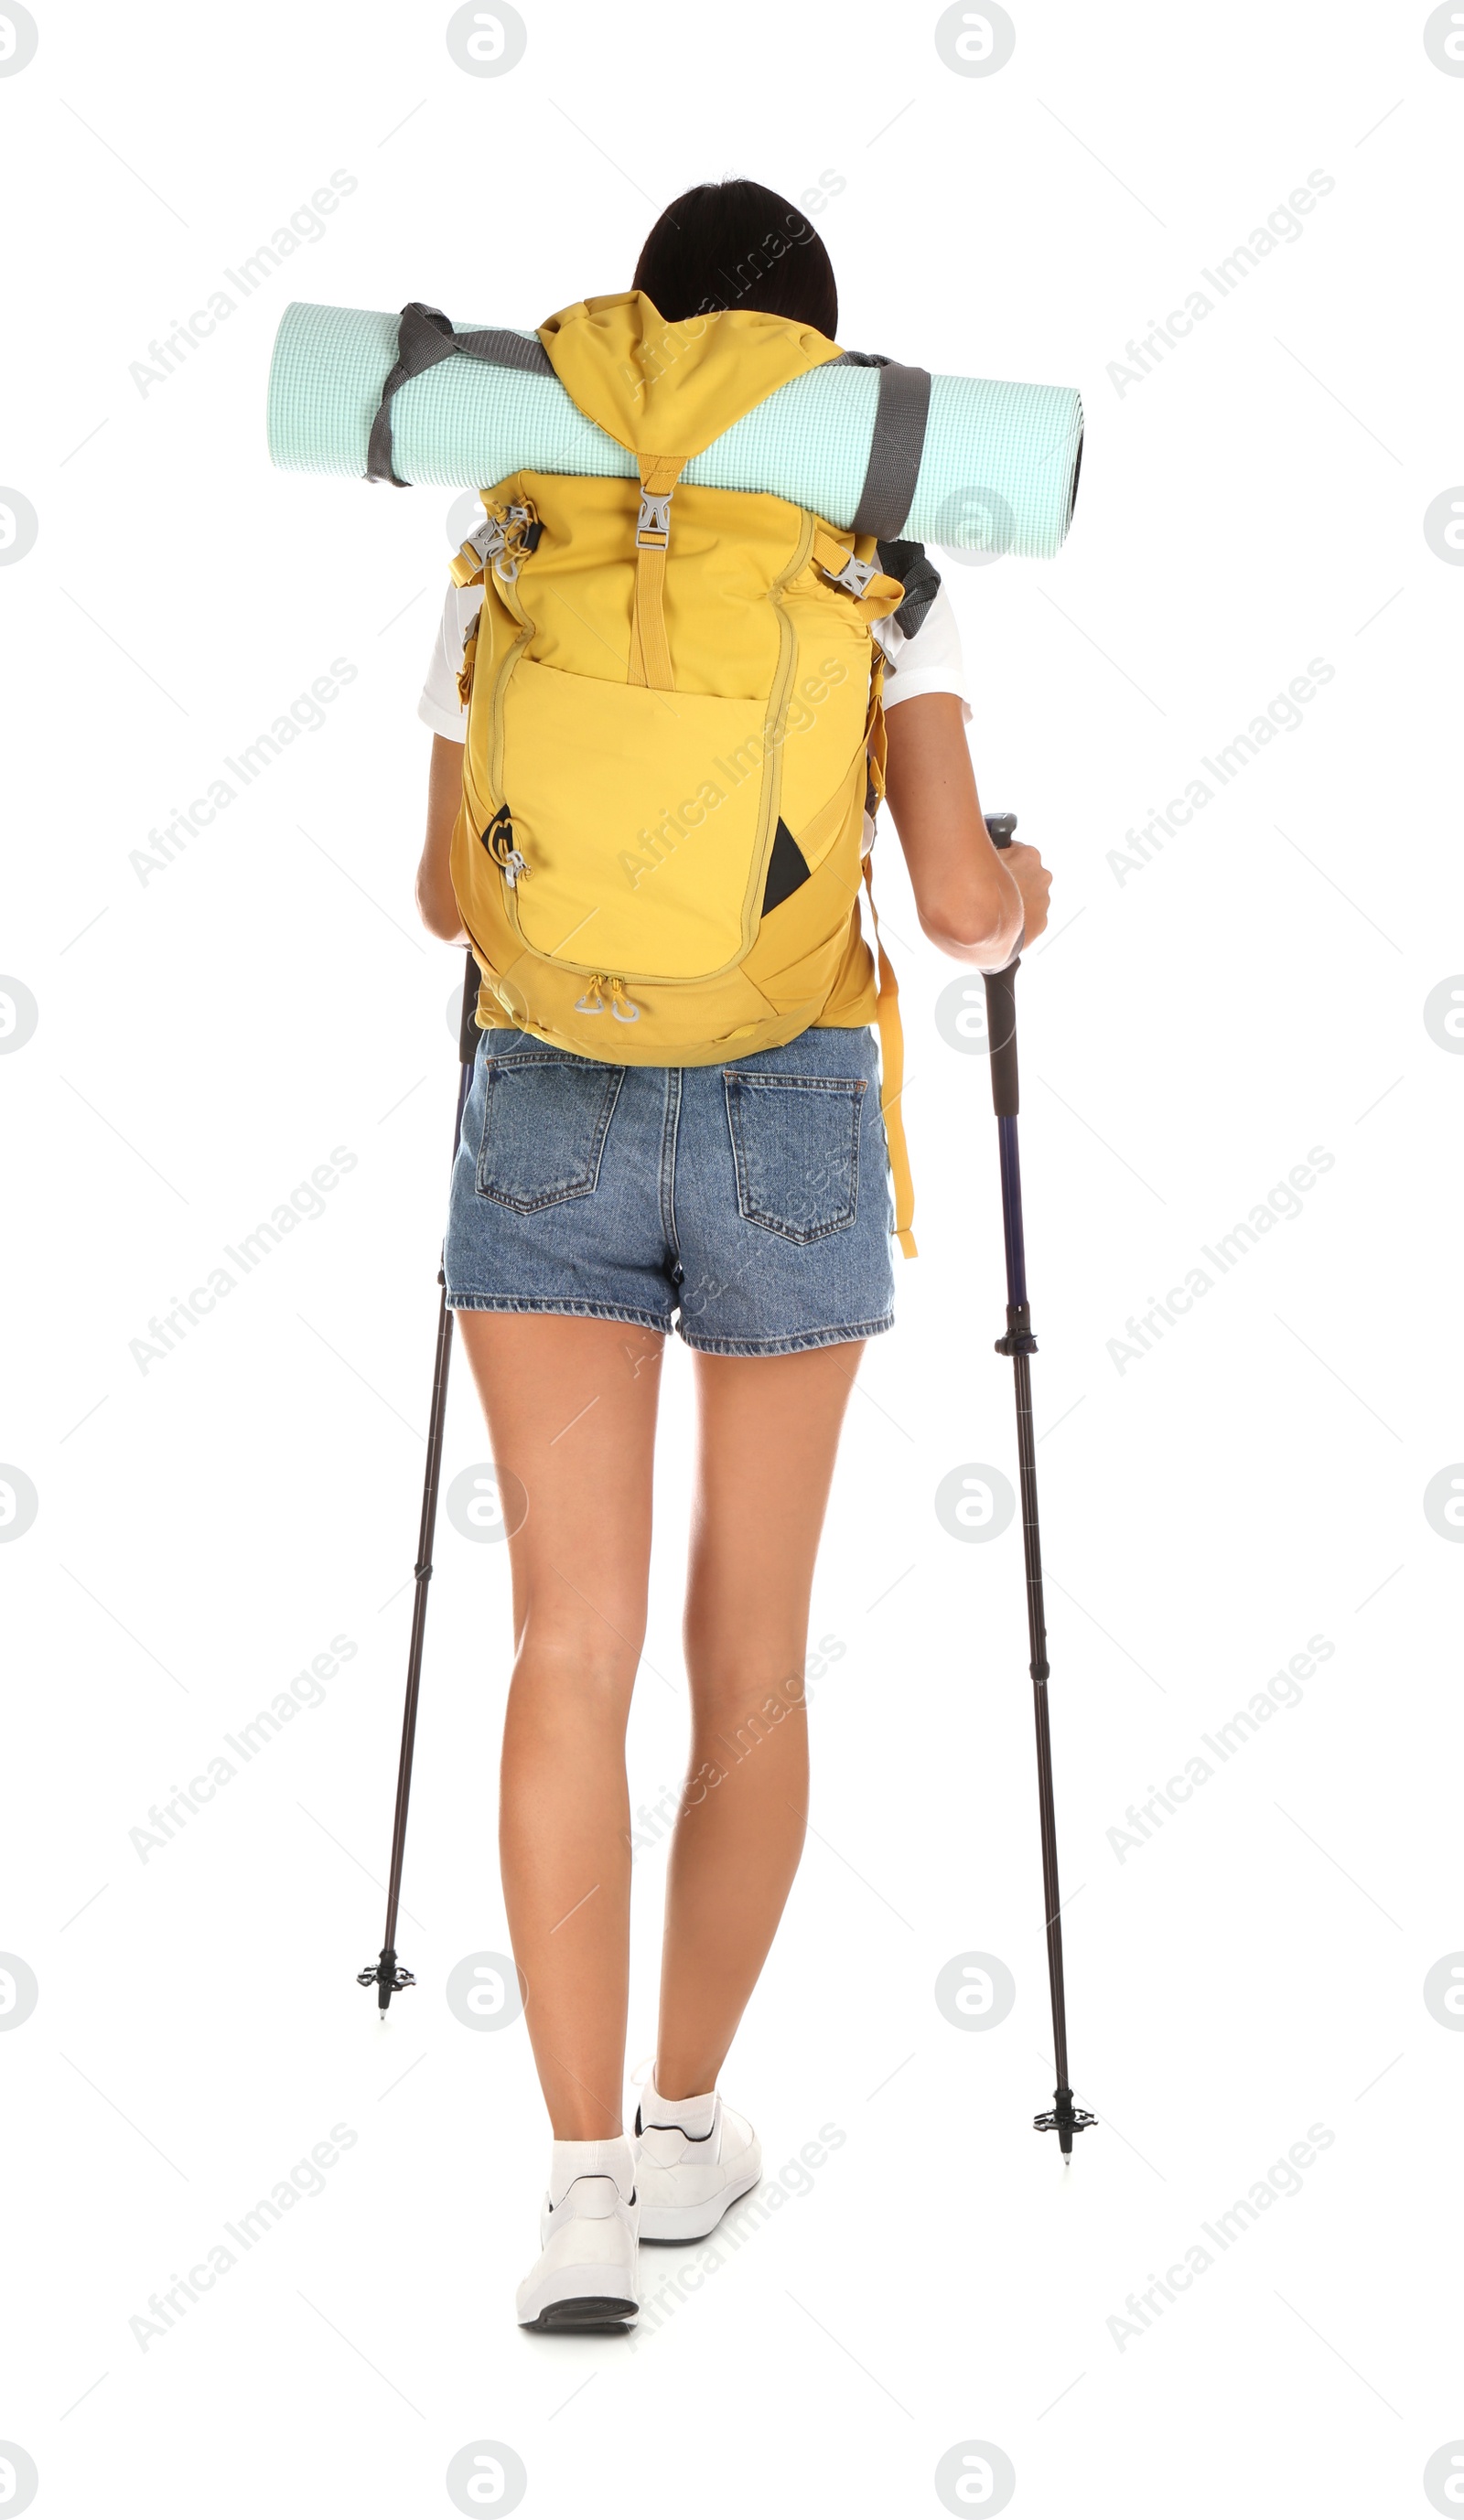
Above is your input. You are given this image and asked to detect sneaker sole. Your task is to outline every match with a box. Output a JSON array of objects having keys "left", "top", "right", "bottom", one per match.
[
  {"left": 638, "top": 2168, "right": 761, "bottom": 2244},
  {"left": 519, "top": 2293, "right": 638, "bottom": 2332}
]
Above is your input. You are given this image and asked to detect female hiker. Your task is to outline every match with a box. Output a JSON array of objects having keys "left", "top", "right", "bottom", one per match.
[{"left": 412, "top": 177, "right": 1052, "bottom": 2329}]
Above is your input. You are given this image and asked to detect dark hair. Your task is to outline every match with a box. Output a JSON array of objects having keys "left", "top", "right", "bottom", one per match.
[{"left": 632, "top": 178, "right": 838, "bottom": 337}]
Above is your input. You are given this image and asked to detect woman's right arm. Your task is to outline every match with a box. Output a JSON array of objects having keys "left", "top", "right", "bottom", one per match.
[{"left": 417, "top": 733, "right": 470, "bottom": 944}]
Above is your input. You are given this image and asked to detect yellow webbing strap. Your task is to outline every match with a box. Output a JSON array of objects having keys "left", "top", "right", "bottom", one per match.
[
  {"left": 628, "top": 454, "right": 684, "bottom": 690},
  {"left": 862, "top": 853, "right": 918, "bottom": 1260},
  {"left": 812, "top": 522, "right": 856, "bottom": 576}
]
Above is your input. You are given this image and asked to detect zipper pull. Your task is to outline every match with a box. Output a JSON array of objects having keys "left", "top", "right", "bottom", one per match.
[
  {"left": 481, "top": 803, "right": 529, "bottom": 885},
  {"left": 575, "top": 978, "right": 607, "bottom": 1014},
  {"left": 608, "top": 978, "right": 640, "bottom": 1024}
]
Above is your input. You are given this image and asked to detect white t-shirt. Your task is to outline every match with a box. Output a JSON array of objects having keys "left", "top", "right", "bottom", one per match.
[{"left": 416, "top": 567, "right": 972, "bottom": 740}]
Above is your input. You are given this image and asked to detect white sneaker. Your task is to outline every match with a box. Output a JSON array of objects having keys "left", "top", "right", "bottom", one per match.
[
  {"left": 515, "top": 2137, "right": 639, "bottom": 2331},
  {"left": 633, "top": 2078, "right": 761, "bottom": 2242}
]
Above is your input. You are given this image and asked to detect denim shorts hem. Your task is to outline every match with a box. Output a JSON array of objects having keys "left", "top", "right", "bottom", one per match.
[
  {"left": 446, "top": 1293, "right": 672, "bottom": 1333},
  {"left": 678, "top": 1312, "right": 894, "bottom": 1357},
  {"left": 446, "top": 1024, "right": 896, "bottom": 1351}
]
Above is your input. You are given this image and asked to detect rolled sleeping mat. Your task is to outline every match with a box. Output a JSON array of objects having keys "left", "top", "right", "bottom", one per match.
[{"left": 266, "top": 301, "right": 1082, "bottom": 561}]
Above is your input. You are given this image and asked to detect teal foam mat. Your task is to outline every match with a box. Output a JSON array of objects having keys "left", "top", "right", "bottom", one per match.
[{"left": 267, "top": 303, "right": 1082, "bottom": 559}]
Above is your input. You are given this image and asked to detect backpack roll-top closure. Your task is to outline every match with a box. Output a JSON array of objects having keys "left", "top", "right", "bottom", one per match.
[
  {"left": 538, "top": 295, "right": 844, "bottom": 702},
  {"left": 535, "top": 292, "right": 843, "bottom": 460}
]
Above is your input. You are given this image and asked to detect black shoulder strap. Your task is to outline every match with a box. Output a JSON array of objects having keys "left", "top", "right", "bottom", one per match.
[
  {"left": 367, "top": 303, "right": 554, "bottom": 488},
  {"left": 875, "top": 538, "right": 942, "bottom": 641}
]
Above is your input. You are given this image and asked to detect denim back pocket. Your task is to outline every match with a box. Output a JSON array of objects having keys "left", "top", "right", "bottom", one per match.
[
  {"left": 723, "top": 1071, "right": 865, "bottom": 1242},
  {"left": 476, "top": 1050, "right": 624, "bottom": 1213}
]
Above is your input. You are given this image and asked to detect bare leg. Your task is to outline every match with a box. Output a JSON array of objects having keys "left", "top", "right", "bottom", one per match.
[
  {"left": 654, "top": 1342, "right": 863, "bottom": 2101},
  {"left": 455, "top": 1312, "right": 664, "bottom": 2140}
]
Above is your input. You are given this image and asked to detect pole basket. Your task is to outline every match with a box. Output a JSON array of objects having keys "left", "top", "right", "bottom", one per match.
[
  {"left": 1034, "top": 2087, "right": 1098, "bottom": 2153},
  {"left": 357, "top": 1946, "right": 416, "bottom": 2011}
]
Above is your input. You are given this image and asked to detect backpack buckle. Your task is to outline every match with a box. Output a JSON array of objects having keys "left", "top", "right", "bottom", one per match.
[
  {"left": 493, "top": 503, "right": 539, "bottom": 582},
  {"left": 458, "top": 518, "right": 506, "bottom": 584},
  {"left": 636, "top": 488, "right": 673, "bottom": 549},
  {"left": 463, "top": 504, "right": 539, "bottom": 582},
  {"left": 823, "top": 550, "right": 877, "bottom": 598}
]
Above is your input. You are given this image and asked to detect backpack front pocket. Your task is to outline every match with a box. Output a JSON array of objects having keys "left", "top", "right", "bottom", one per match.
[
  {"left": 475, "top": 1049, "right": 624, "bottom": 1213},
  {"left": 722, "top": 1072, "right": 865, "bottom": 1242},
  {"left": 498, "top": 659, "right": 777, "bottom": 983}
]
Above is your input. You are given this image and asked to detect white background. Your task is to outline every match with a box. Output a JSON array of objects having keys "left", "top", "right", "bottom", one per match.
[{"left": 3, "top": 3, "right": 1461, "bottom": 2514}]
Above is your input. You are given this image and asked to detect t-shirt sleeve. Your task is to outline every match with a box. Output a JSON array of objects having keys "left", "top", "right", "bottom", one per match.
[
  {"left": 418, "top": 582, "right": 475, "bottom": 741},
  {"left": 874, "top": 579, "right": 973, "bottom": 723}
]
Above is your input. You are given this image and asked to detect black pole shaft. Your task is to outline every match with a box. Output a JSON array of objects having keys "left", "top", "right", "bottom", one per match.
[
  {"left": 982, "top": 815, "right": 1093, "bottom": 2152},
  {"left": 1007, "top": 1298, "right": 1067, "bottom": 2092},
  {"left": 995, "top": 1109, "right": 1074, "bottom": 2111},
  {"left": 381, "top": 1060, "right": 471, "bottom": 1956},
  {"left": 361, "top": 952, "right": 479, "bottom": 2011}
]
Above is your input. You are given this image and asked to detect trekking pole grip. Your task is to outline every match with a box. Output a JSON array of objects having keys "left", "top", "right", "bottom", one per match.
[{"left": 982, "top": 812, "right": 1020, "bottom": 1119}]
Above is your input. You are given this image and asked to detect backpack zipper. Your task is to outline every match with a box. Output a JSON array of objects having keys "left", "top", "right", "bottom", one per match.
[
  {"left": 475, "top": 489, "right": 539, "bottom": 874},
  {"left": 574, "top": 974, "right": 640, "bottom": 1023},
  {"left": 750, "top": 511, "right": 815, "bottom": 917}
]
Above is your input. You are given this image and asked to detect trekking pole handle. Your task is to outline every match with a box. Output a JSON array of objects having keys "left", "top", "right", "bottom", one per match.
[
  {"left": 458, "top": 949, "right": 480, "bottom": 1067},
  {"left": 982, "top": 813, "right": 1021, "bottom": 1119}
]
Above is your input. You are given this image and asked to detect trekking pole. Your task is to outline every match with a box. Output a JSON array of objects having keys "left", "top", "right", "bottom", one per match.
[
  {"left": 982, "top": 813, "right": 1095, "bottom": 2158},
  {"left": 358, "top": 949, "right": 479, "bottom": 2015}
]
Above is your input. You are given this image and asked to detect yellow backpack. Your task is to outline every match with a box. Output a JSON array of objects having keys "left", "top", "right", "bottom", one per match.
[{"left": 447, "top": 292, "right": 920, "bottom": 1254}]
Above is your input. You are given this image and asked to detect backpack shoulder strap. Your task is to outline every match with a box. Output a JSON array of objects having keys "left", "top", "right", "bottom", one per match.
[{"left": 875, "top": 539, "right": 942, "bottom": 639}]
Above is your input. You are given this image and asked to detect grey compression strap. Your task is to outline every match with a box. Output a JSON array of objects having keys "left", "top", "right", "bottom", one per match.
[
  {"left": 367, "top": 303, "right": 554, "bottom": 488},
  {"left": 848, "top": 358, "right": 931, "bottom": 539}
]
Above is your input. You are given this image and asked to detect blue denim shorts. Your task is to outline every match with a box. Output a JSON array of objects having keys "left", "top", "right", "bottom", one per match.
[{"left": 444, "top": 1023, "right": 896, "bottom": 1356}]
